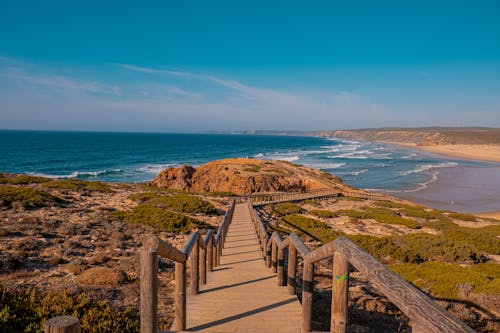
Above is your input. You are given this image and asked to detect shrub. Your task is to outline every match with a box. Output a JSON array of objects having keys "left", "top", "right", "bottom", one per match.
[
  {"left": 398, "top": 207, "right": 450, "bottom": 222},
  {"left": 112, "top": 205, "right": 211, "bottom": 233},
  {"left": 243, "top": 165, "right": 261, "bottom": 172},
  {"left": 0, "top": 173, "right": 49, "bottom": 185},
  {"left": 0, "top": 286, "right": 139, "bottom": 333},
  {"left": 309, "top": 209, "right": 339, "bottom": 219},
  {"left": 391, "top": 262, "right": 500, "bottom": 300},
  {"left": 448, "top": 212, "right": 477, "bottom": 222},
  {"left": 273, "top": 203, "right": 304, "bottom": 216},
  {"left": 130, "top": 193, "right": 217, "bottom": 215},
  {"left": 334, "top": 208, "right": 420, "bottom": 229},
  {"left": 281, "top": 214, "right": 342, "bottom": 243},
  {"left": 0, "top": 186, "right": 63, "bottom": 209},
  {"left": 364, "top": 207, "right": 421, "bottom": 229},
  {"left": 373, "top": 201, "right": 414, "bottom": 209},
  {"left": 348, "top": 235, "right": 403, "bottom": 261},
  {"left": 44, "top": 179, "right": 112, "bottom": 193}
]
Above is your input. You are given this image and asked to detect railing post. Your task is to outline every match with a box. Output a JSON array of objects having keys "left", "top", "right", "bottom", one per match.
[
  {"left": 331, "top": 251, "right": 349, "bottom": 333},
  {"left": 214, "top": 239, "right": 220, "bottom": 267},
  {"left": 191, "top": 242, "right": 200, "bottom": 295},
  {"left": 200, "top": 242, "right": 207, "bottom": 285},
  {"left": 277, "top": 246, "right": 286, "bottom": 286},
  {"left": 207, "top": 236, "right": 214, "bottom": 272},
  {"left": 140, "top": 249, "right": 158, "bottom": 333},
  {"left": 174, "top": 261, "right": 186, "bottom": 331},
  {"left": 266, "top": 241, "right": 272, "bottom": 268},
  {"left": 287, "top": 245, "right": 297, "bottom": 295},
  {"left": 302, "top": 262, "right": 314, "bottom": 333},
  {"left": 271, "top": 240, "right": 278, "bottom": 273},
  {"left": 44, "top": 316, "right": 80, "bottom": 333}
]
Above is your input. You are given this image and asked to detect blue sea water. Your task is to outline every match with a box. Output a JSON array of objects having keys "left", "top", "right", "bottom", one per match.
[{"left": 0, "top": 130, "right": 490, "bottom": 193}]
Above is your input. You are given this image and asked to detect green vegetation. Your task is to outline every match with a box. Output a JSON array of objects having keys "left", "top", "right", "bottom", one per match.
[
  {"left": 309, "top": 209, "right": 339, "bottom": 219},
  {"left": 281, "top": 214, "right": 342, "bottom": 242},
  {"left": 0, "top": 186, "right": 63, "bottom": 209},
  {"left": 112, "top": 205, "right": 211, "bottom": 233},
  {"left": 391, "top": 262, "right": 500, "bottom": 300},
  {"left": 398, "top": 207, "right": 451, "bottom": 222},
  {"left": 333, "top": 208, "right": 420, "bottom": 229},
  {"left": 447, "top": 212, "right": 477, "bottom": 222},
  {"left": 0, "top": 287, "right": 139, "bottom": 333},
  {"left": 242, "top": 164, "right": 261, "bottom": 172},
  {"left": 0, "top": 173, "right": 49, "bottom": 185},
  {"left": 272, "top": 203, "right": 304, "bottom": 216},
  {"left": 130, "top": 193, "right": 217, "bottom": 215},
  {"left": 204, "top": 191, "right": 236, "bottom": 197},
  {"left": 44, "top": 179, "right": 112, "bottom": 193}
]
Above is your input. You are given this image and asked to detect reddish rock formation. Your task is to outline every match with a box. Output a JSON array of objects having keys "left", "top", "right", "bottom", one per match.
[{"left": 152, "top": 158, "right": 335, "bottom": 195}]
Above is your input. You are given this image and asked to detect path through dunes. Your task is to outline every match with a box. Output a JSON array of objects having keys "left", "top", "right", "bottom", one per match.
[{"left": 185, "top": 203, "right": 302, "bottom": 332}]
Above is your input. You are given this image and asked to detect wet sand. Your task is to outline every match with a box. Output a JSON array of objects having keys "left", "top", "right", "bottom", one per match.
[{"left": 390, "top": 164, "right": 500, "bottom": 214}]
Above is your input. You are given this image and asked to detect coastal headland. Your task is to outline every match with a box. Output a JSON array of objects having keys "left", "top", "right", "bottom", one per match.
[{"left": 0, "top": 158, "right": 498, "bottom": 332}]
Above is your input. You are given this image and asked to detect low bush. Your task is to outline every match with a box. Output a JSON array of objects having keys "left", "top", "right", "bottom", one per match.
[
  {"left": 398, "top": 207, "right": 450, "bottom": 222},
  {"left": 272, "top": 203, "right": 304, "bottom": 216},
  {"left": 0, "top": 173, "right": 49, "bottom": 185},
  {"left": 348, "top": 235, "right": 404, "bottom": 261},
  {"left": 44, "top": 179, "right": 112, "bottom": 193},
  {"left": 334, "top": 208, "right": 420, "bottom": 229},
  {"left": 112, "top": 205, "right": 211, "bottom": 233},
  {"left": 130, "top": 193, "right": 217, "bottom": 215},
  {"left": 243, "top": 165, "right": 261, "bottom": 172},
  {"left": 0, "top": 286, "right": 139, "bottom": 333},
  {"left": 373, "top": 201, "right": 414, "bottom": 209},
  {"left": 391, "top": 262, "right": 500, "bottom": 300},
  {"left": 0, "top": 186, "right": 63, "bottom": 209},
  {"left": 309, "top": 209, "right": 339, "bottom": 219},
  {"left": 281, "top": 214, "right": 342, "bottom": 243},
  {"left": 447, "top": 212, "right": 477, "bottom": 222}
]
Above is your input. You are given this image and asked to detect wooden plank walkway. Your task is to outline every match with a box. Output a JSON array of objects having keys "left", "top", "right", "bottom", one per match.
[{"left": 185, "top": 203, "right": 302, "bottom": 332}]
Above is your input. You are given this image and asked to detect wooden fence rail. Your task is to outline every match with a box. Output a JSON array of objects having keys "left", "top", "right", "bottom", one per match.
[
  {"left": 140, "top": 200, "right": 235, "bottom": 333},
  {"left": 248, "top": 188, "right": 387, "bottom": 206},
  {"left": 247, "top": 202, "right": 475, "bottom": 333}
]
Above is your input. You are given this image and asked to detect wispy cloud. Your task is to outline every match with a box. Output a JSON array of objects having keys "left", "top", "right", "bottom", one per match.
[{"left": 0, "top": 58, "right": 398, "bottom": 131}]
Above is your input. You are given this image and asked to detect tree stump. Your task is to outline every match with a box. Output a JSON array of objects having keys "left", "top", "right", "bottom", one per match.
[{"left": 44, "top": 316, "right": 80, "bottom": 333}]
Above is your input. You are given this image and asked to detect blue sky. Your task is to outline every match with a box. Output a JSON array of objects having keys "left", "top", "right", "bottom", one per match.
[{"left": 1, "top": 0, "right": 499, "bottom": 132}]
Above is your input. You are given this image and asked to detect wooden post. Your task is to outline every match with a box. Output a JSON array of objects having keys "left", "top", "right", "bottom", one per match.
[
  {"left": 213, "top": 241, "right": 219, "bottom": 267},
  {"left": 200, "top": 244, "right": 207, "bottom": 285},
  {"left": 287, "top": 246, "right": 297, "bottom": 295},
  {"left": 277, "top": 246, "right": 286, "bottom": 286},
  {"left": 271, "top": 241, "right": 277, "bottom": 273},
  {"left": 331, "top": 252, "right": 349, "bottom": 333},
  {"left": 302, "top": 262, "right": 314, "bottom": 333},
  {"left": 207, "top": 236, "right": 214, "bottom": 272},
  {"left": 191, "top": 242, "right": 200, "bottom": 295},
  {"left": 44, "top": 316, "right": 80, "bottom": 333},
  {"left": 266, "top": 243, "right": 272, "bottom": 268},
  {"left": 174, "top": 261, "right": 186, "bottom": 331},
  {"left": 140, "top": 250, "right": 158, "bottom": 333}
]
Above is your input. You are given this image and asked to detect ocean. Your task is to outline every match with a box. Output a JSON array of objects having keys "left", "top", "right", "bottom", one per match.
[{"left": 0, "top": 130, "right": 491, "bottom": 193}]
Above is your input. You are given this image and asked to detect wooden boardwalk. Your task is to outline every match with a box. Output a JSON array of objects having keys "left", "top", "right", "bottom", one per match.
[{"left": 185, "top": 203, "right": 302, "bottom": 332}]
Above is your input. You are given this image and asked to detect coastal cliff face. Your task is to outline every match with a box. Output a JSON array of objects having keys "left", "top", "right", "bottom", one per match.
[
  {"left": 317, "top": 127, "right": 500, "bottom": 146},
  {"left": 152, "top": 158, "right": 341, "bottom": 195}
]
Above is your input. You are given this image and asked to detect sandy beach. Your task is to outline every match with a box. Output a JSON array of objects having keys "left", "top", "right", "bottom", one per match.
[
  {"left": 382, "top": 142, "right": 500, "bottom": 163},
  {"left": 391, "top": 164, "right": 500, "bottom": 214}
]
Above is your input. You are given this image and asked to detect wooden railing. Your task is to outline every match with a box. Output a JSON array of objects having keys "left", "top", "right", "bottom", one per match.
[
  {"left": 248, "top": 202, "right": 475, "bottom": 333},
  {"left": 248, "top": 188, "right": 387, "bottom": 206},
  {"left": 140, "top": 200, "right": 235, "bottom": 333}
]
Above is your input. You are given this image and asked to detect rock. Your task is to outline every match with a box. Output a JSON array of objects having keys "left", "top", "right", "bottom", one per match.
[
  {"left": 76, "top": 266, "right": 127, "bottom": 285},
  {"left": 152, "top": 158, "right": 335, "bottom": 195}
]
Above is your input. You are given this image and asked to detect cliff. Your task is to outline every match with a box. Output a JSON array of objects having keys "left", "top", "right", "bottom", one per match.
[{"left": 152, "top": 158, "right": 347, "bottom": 195}]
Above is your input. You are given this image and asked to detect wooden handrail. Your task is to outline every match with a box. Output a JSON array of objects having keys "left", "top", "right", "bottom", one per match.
[
  {"left": 140, "top": 200, "right": 236, "bottom": 333},
  {"left": 247, "top": 201, "right": 474, "bottom": 333}
]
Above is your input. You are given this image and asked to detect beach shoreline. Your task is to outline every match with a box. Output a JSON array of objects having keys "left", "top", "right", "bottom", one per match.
[
  {"left": 378, "top": 141, "right": 500, "bottom": 163},
  {"left": 386, "top": 164, "right": 500, "bottom": 214}
]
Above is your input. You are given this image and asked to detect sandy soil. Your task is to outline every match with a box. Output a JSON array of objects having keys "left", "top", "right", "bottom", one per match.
[
  {"left": 476, "top": 210, "right": 500, "bottom": 220},
  {"left": 382, "top": 142, "right": 500, "bottom": 163}
]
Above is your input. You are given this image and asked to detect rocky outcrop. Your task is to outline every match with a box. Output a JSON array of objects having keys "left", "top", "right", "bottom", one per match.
[{"left": 152, "top": 158, "right": 335, "bottom": 195}]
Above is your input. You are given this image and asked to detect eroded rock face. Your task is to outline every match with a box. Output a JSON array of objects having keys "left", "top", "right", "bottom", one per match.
[
  {"left": 152, "top": 165, "right": 196, "bottom": 190},
  {"left": 151, "top": 158, "right": 329, "bottom": 195}
]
